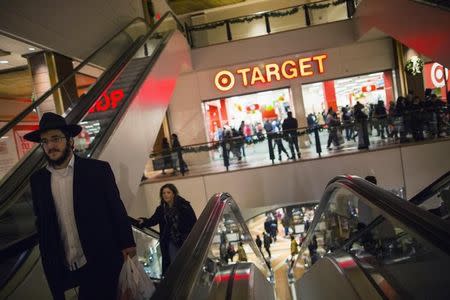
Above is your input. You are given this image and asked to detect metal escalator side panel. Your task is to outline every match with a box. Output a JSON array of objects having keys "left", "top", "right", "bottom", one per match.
[
  {"left": 297, "top": 254, "right": 382, "bottom": 300},
  {"left": 152, "top": 193, "right": 273, "bottom": 300},
  {"left": 293, "top": 175, "right": 450, "bottom": 300},
  {"left": 226, "top": 263, "right": 275, "bottom": 300},
  {"left": 94, "top": 29, "right": 192, "bottom": 210},
  {"left": 0, "top": 247, "right": 49, "bottom": 300}
]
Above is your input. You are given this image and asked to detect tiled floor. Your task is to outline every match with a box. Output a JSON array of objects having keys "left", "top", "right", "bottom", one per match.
[
  {"left": 247, "top": 214, "right": 298, "bottom": 300},
  {"left": 144, "top": 132, "right": 449, "bottom": 182}
]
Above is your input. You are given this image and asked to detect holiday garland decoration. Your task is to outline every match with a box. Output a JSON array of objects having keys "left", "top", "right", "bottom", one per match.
[
  {"left": 405, "top": 56, "right": 424, "bottom": 76},
  {"left": 308, "top": 0, "right": 347, "bottom": 9},
  {"left": 189, "top": 0, "right": 347, "bottom": 32}
]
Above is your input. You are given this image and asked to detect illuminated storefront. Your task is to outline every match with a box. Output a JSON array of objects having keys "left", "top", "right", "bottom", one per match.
[
  {"left": 202, "top": 88, "right": 293, "bottom": 141},
  {"left": 301, "top": 71, "right": 396, "bottom": 115}
]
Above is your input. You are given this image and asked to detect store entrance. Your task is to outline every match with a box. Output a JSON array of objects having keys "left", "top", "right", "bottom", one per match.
[
  {"left": 301, "top": 71, "right": 396, "bottom": 118},
  {"left": 202, "top": 88, "right": 294, "bottom": 142}
]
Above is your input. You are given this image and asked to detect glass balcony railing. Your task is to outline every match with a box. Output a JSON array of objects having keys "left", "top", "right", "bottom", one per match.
[
  {"left": 187, "top": 0, "right": 356, "bottom": 48},
  {"left": 144, "top": 110, "right": 449, "bottom": 180}
]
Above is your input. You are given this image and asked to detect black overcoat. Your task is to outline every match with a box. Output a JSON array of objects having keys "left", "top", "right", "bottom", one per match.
[{"left": 30, "top": 155, "right": 135, "bottom": 299}]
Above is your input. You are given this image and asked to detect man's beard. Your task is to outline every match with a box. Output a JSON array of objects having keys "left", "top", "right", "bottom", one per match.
[{"left": 45, "top": 142, "right": 72, "bottom": 167}]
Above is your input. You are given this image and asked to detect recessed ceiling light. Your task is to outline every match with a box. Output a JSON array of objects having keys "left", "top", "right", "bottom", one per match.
[
  {"left": 0, "top": 60, "right": 9, "bottom": 64},
  {"left": 28, "top": 47, "right": 36, "bottom": 51}
]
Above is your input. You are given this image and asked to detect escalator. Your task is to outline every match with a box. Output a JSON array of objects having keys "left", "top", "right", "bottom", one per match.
[
  {"left": 0, "top": 12, "right": 190, "bottom": 299},
  {"left": 409, "top": 171, "right": 450, "bottom": 219},
  {"left": 291, "top": 175, "right": 450, "bottom": 300},
  {"left": 151, "top": 193, "right": 275, "bottom": 300}
]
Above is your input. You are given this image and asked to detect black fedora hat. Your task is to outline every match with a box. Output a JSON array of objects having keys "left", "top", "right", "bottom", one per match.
[{"left": 24, "top": 112, "right": 82, "bottom": 143}]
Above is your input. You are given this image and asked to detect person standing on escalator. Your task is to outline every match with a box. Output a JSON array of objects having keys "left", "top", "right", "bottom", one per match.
[
  {"left": 25, "top": 112, "right": 136, "bottom": 300},
  {"left": 138, "top": 183, "right": 197, "bottom": 275}
]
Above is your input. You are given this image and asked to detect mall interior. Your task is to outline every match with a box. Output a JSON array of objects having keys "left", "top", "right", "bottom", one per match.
[{"left": 0, "top": 0, "right": 449, "bottom": 299}]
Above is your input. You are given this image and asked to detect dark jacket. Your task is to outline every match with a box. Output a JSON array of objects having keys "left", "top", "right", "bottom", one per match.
[
  {"left": 141, "top": 195, "right": 196, "bottom": 273},
  {"left": 282, "top": 116, "right": 298, "bottom": 132},
  {"left": 256, "top": 236, "right": 262, "bottom": 248},
  {"left": 263, "top": 233, "right": 272, "bottom": 248},
  {"left": 30, "top": 156, "right": 135, "bottom": 299}
]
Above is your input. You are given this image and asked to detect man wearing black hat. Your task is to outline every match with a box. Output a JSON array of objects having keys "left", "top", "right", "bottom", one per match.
[{"left": 25, "top": 112, "right": 136, "bottom": 299}]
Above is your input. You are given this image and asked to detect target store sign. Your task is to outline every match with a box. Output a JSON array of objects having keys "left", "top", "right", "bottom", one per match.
[
  {"left": 424, "top": 62, "right": 449, "bottom": 97},
  {"left": 214, "top": 54, "right": 328, "bottom": 92}
]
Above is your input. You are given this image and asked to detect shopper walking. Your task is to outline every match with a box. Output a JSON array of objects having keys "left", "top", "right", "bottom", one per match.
[
  {"left": 161, "top": 137, "right": 172, "bottom": 174},
  {"left": 354, "top": 102, "right": 369, "bottom": 149},
  {"left": 282, "top": 111, "right": 301, "bottom": 159},
  {"left": 227, "top": 242, "right": 236, "bottom": 262},
  {"left": 272, "top": 120, "right": 290, "bottom": 161},
  {"left": 237, "top": 242, "right": 248, "bottom": 262},
  {"left": 290, "top": 235, "right": 299, "bottom": 257},
  {"left": 255, "top": 235, "right": 262, "bottom": 253},
  {"left": 138, "top": 183, "right": 197, "bottom": 275},
  {"left": 25, "top": 112, "right": 136, "bottom": 300},
  {"left": 374, "top": 100, "right": 388, "bottom": 139},
  {"left": 171, "top": 133, "right": 188, "bottom": 173},
  {"left": 263, "top": 232, "right": 272, "bottom": 258}
]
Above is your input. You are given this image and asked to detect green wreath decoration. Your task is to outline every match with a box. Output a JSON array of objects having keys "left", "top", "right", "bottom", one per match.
[{"left": 405, "top": 56, "right": 424, "bottom": 76}]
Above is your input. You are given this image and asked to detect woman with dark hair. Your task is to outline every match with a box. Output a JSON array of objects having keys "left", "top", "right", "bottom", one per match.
[{"left": 138, "top": 183, "right": 197, "bottom": 274}]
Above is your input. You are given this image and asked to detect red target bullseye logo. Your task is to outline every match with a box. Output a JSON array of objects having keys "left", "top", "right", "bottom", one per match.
[
  {"left": 431, "top": 63, "right": 448, "bottom": 88},
  {"left": 215, "top": 70, "right": 235, "bottom": 92}
]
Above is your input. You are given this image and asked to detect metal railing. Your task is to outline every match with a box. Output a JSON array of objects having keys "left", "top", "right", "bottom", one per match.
[
  {"left": 147, "top": 104, "right": 449, "bottom": 177},
  {"left": 186, "top": 0, "right": 356, "bottom": 48}
]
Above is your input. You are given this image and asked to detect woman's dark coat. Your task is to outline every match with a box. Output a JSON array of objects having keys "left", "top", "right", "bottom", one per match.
[{"left": 140, "top": 195, "right": 196, "bottom": 274}]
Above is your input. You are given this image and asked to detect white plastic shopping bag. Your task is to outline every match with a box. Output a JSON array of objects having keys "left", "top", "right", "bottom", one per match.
[{"left": 118, "top": 256, "right": 155, "bottom": 300}]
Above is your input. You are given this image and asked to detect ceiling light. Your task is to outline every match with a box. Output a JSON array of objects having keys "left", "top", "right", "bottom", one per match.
[
  {"left": 28, "top": 47, "right": 36, "bottom": 51},
  {"left": 0, "top": 60, "right": 9, "bottom": 64}
]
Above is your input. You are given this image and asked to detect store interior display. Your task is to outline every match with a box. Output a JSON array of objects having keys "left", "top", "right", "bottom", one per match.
[
  {"left": 302, "top": 71, "right": 395, "bottom": 116},
  {"left": 202, "top": 88, "right": 293, "bottom": 142}
]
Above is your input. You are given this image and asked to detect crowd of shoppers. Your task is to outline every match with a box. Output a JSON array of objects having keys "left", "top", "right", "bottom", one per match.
[{"left": 308, "top": 90, "right": 448, "bottom": 150}]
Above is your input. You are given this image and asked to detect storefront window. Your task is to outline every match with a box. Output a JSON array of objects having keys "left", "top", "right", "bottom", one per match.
[
  {"left": 302, "top": 71, "right": 395, "bottom": 116},
  {"left": 202, "top": 88, "right": 293, "bottom": 142}
]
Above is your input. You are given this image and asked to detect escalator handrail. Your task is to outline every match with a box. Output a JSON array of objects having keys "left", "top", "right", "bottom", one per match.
[
  {"left": 409, "top": 171, "right": 450, "bottom": 205},
  {"left": 0, "top": 10, "right": 185, "bottom": 140},
  {"left": 0, "top": 11, "right": 180, "bottom": 209},
  {"left": 87, "top": 30, "right": 174, "bottom": 159},
  {"left": 297, "top": 176, "right": 450, "bottom": 264},
  {"left": 0, "top": 233, "right": 38, "bottom": 264},
  {"left": 0, "top": 218, "right": 160, "bottom": 265},
  {"left": 128, "top": 216, "right": 160, "bottom": 237},
  {"left": 0, "top": 17, "right": 145, "bottom": 139},
  {"left": 152, "top": 192, "right": 272, "bottom": 299}
]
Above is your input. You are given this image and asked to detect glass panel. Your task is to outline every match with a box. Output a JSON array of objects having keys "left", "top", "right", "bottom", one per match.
[
  {"left": 74, "top": 29, "right": 172, "bottom": 157},
  {"left": 0, "top": 251, "right": 28, "bottom": 286},
  {"left": 132, "top": 227, "right": 162, "bottom": 279},
  {"left": 297, "top": 186, "right": 450, "bottom": 299},
  {"left": 0, "top": 186, "right": 36, "bottom": 247},
  {"left": 189, "top": 200, "right": 273, "bottom": 298},
  {"left": 309, "top": 1, "right": 348, "bottom": 26},
  {"left": 0, "top": 17, "right": 178, "bottom": 284},
  {"left": 418, "top": 181, "right": 450, "bottom": 218},
  {"left": 230, "top": 17, "right": 267, "bottom": 41},
  {"left": 191, "top": 24, "right": 228, "bottom": 48},
  {"left": 0, "top": 19, "right": 149, "bottom": 181},
  {"left": 269, "top": 7, "right": 307, "bottom": 34}
]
